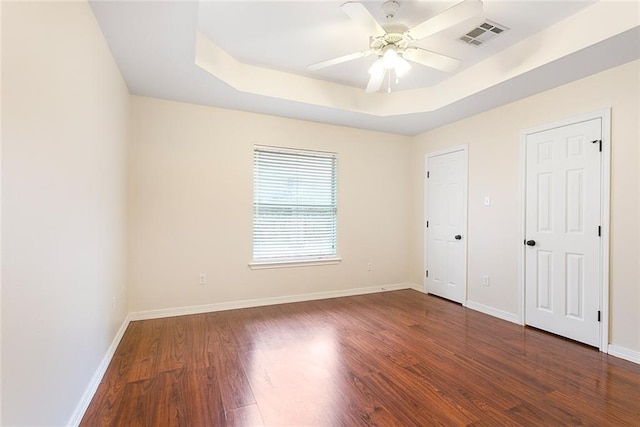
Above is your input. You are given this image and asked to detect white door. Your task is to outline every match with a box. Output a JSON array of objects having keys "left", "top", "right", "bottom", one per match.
[
  {"left": 524, "top": 118, "right": 602, "bottom": 347},
  {"left": 425, "top": 148, "right": 467, "bottom": 304}
]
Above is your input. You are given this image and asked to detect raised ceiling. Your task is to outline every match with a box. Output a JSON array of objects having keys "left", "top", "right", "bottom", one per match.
[{"left": 90, "top": 1, "right": 640, "bottom": 135}]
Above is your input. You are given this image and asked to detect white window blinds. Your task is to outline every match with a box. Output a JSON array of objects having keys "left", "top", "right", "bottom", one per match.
[{"left": 253, "top": 146, "right": 337, "bottom": 263}]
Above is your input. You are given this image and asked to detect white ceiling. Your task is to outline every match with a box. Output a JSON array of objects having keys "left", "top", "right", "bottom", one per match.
[
  {"left": 89, "top": 0, "right": 640, "bottom": 135},
  {"left": 197, "top": 1, "right": 592, "bottom": 90}
]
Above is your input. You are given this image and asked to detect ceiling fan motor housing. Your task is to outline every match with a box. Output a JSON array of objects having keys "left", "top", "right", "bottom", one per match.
[{"left": 370, "top": 32, "right": 409, "bottom": 54}]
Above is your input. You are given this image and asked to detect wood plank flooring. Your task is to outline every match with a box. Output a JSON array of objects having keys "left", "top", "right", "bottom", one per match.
[{"left": 81, "top": 290, "right": 640, "bottom": 426}]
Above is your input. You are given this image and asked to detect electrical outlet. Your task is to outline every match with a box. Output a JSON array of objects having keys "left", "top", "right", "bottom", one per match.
[
  {"left": 367, "top": 262, "right": 373, "bottom": 271},
  {"left": 199, "top": 273, "right": 207, "bottom": 285},
  {"left": 482, "top": 275, "right": 490, "bottom": 286}
]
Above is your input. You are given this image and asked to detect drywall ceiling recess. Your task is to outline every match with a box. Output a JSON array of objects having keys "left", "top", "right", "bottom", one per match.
[{"left": 459, "top": 20, "right": 509, "bottom": 47}]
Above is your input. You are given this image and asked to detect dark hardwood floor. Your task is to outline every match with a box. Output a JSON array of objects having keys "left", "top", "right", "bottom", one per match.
[{"left": 81, "top": 290, "right": 640, "bottom": 426}]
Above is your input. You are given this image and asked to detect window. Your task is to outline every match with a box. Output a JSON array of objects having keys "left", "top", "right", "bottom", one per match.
[{"left": 252, "top": 145, "right": 338, "bottom": 267}]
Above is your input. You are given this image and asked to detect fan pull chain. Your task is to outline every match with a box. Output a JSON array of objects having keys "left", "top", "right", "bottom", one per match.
[{"left": 388, "top": 71, "right": 391, "bottom": 93}]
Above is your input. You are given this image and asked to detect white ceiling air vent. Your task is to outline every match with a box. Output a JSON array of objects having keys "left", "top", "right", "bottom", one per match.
[{"left": 459, "top": 20, "right": 509, "bottom": 47}]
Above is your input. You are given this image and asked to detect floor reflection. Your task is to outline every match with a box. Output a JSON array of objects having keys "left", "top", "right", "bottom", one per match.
[{"left": 245, "top": 324, "right": 344, "bottom": 425}]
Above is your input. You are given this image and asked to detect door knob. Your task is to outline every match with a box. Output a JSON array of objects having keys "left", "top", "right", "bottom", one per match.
[
  {"left": 526, "top": 240, "right": 536, "bottom": 246},
  {"left": 454, "top": 235, "right": 462, "bottom": 240}
]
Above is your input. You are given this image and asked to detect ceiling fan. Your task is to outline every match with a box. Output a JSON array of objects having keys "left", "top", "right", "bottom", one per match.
[{"left": 308, "top": 0, "right": 483, "bottom": 93}]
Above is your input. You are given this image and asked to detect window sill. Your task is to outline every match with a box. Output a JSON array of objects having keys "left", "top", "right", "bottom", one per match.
[{"left": 249, "top": 257, "right": 342, "bottom": 270}]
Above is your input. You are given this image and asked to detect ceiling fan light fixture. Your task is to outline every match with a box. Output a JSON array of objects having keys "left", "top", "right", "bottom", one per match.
[
  {"left": 382, "top": 47, "right": 398, "bottom": 69},
  {"left": 368, "top": 58, "right": 385, "bottom": 78},
  {"left": 395, "top": 56, "right": 411, "bottom": 77}
]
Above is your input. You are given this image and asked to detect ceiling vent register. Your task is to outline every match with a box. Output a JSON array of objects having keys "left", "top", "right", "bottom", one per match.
[{"left": 459, "top": 20, "right": 509, "bottom": 46}]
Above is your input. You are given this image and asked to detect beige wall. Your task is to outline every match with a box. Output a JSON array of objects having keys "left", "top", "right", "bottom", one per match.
[
  {"left": 0, "top": 1, "right": 4, "bottom": 424},
  {"left": 409, "top": 60, "right": 640, "bottom": 353},
  {"left": 128, "top": 96, "right": 410, "bottom": 313},
  {"left": 1, "top": 2, "right": 129, "bottom": 425},
  {"left": 0, "top": 0, "right": 3, "bottom": 421}
]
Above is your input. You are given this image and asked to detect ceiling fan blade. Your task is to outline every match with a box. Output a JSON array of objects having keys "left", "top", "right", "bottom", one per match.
[
  {"left": 307, "top": 49, "right": 373, "bottom": 71},
  {"left": 404, "top": 0, "right": 483, "bottom": 42},
  {"left": 365, "top": 70, "right": 385, "bottom": 93},
  {"left": 341, "top": 2, "right": 386, "bottom": 36},
  {"left": 403, "top": 47, "right": 461, "bottom": 72}
]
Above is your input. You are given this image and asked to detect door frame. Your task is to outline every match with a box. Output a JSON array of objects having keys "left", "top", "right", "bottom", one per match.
[
  {"left": 424, "top": 145, "right": 469, "bottom": 304},
  {"left": 517, "top": 109, "right": 611, "bottom": 352}
]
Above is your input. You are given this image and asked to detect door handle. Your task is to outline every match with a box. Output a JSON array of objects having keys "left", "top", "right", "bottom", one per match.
[
  {"left": 454, "top": 235, "right": 462, "bottom": 240},
  {"left": 526, "top": 239, "right": 536, "bottom": 246}
]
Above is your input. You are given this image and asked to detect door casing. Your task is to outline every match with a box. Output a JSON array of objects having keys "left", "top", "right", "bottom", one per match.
[
  {"left": 424, "top": 145, "right": 468, "bottom": 304},
  {"left": 518, "top": 109, "right": 611, "bottom": 352}
]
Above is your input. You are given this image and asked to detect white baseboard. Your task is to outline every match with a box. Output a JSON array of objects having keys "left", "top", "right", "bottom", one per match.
[
  {"left": 465, "top": 300, "right": 520, "bottom": 324},
  {"left": 69, "top": 314, "right": 131, "bottom": 427},
  {"left": 608, "top": 344, "right": 640, "bottom": 364},
  {"left": 129, "top": 283, "right": 415, "bottom": 321},
  {"left": 408, "top": 283, "right": 425, "bottom": 293}
]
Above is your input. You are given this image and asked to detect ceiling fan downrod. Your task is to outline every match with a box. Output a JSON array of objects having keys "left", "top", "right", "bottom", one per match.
[{"left": 381, "top": 0, "right": 401, "bottom": 21}]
